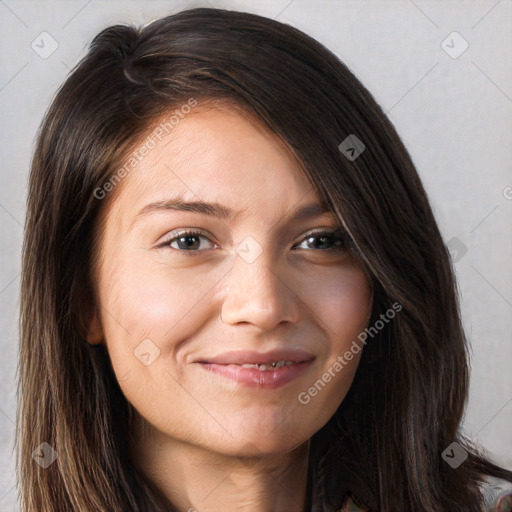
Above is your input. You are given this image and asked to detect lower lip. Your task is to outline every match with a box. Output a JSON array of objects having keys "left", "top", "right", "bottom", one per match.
[{"left": 198, "top": 361, "right": 313, "bottom": 389}]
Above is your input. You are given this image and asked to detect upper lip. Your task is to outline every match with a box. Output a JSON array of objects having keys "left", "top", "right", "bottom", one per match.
[{"left": 195, "top": 348, "right": 315, "bottom": 365}]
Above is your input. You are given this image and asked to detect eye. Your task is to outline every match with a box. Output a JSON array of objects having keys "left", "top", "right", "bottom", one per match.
[
  {"left": 157, "top": 228, "right": 352, "bottom": 254},
  {"left": 158, "top": 229, "right": 217, "bottom": 253},
  {"left": 293, "top": 229, "right": 351, "bottom": 251}
]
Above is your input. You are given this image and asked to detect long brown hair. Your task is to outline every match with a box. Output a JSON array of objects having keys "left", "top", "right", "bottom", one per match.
[{"left": 17, "top": 7, "right": 512, "bottom": 511}]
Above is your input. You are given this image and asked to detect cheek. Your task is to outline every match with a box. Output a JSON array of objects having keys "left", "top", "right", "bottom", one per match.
[
  {"left": 97, "top": 252, "right": 230, "bottom": 369},
  {"left": 294, "top": 265, "right": 372, "bottom": 412},
  {"left": 305, "top": 264, "right": 373, "bottom": 353},
  {"left": 96, "top": 253, "right": 231, "bottom": 433}
]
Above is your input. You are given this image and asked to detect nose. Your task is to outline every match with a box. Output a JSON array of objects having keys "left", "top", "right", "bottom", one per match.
[{"left": 220, "top": 245, "right": 301, "bottom": 331}]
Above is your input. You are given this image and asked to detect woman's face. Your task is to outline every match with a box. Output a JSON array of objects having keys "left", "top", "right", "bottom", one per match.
[{"left": 89, "top": 106, "right": 373, "bottom": 457}]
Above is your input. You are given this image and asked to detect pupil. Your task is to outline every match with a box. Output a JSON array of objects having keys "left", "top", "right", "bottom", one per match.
[
  {"left": 308, "top": 235, "right": 330, "bottom": 249},
  {"left": 307, "top": 234, "right": 344, "bottom": 250},
  {"left": 178, "top": 235, "right": 200, "bottom": 250}
]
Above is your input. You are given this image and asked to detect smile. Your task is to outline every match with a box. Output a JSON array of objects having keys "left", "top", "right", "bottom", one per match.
[
  {"left": 238, "top": 360, "right": 298, "bottom": 370},
  {"left": 197, "top": 359, "right": 314, "bottom": 388}
]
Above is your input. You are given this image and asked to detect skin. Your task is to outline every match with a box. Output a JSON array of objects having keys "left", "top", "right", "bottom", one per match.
[{"left": 87, "top": 105, "right": 373, "bottom": 512}]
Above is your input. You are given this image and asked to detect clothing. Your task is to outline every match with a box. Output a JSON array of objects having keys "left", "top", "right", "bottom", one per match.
[
  {"left": 337, "top": 492, "right": 368, "bottom": 511},
  {"left": 336, "top": 483, "right": 512, "bottom": 512}
]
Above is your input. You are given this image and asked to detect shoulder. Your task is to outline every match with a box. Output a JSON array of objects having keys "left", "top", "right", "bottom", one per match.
[{"left": 336, "top": 480, "right": 512, "bottom": 512}]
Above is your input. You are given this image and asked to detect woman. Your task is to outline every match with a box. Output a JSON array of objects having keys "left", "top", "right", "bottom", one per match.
[{"left": 17, "top": 7, "right": 512, "bottom": 512}]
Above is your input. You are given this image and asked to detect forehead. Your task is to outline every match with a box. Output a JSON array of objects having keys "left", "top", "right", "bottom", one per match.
[{"left": 103, "top": 106, "right": 323, "bottom": 227}]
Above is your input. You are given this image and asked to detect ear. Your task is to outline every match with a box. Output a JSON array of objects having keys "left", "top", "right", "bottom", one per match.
[
  {"left": 85, "top": 307, "right": 104, "bottom": 345},
  {"left": 78, "top": 302, "right": 104, "bottom": 345}
]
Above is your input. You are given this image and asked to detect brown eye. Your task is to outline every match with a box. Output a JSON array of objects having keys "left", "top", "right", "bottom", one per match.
[
  {"left": 160, "top": 230, "right": 216, "bottom": 253},
  {"left": 294, "top": 230, "right": 349, "bottom": 251}
]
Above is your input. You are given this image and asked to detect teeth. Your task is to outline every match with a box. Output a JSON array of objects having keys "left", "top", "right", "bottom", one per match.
[{"left": 239, "top": 360, "right": 296, "bottom": 371}]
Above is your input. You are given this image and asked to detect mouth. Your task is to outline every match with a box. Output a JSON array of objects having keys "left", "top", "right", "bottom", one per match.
[
  {"left": 195, "top": 348, "right": 315, "bottom": 366},
  {"left": 226, "top": 360, "right": 301, "bottom": 371},
  {"left": 194, "top": 349, "right": 315, "bottom": 388}
]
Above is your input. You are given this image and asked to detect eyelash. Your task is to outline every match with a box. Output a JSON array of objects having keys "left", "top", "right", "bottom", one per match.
[{"left": 158, "top": 228, "right": 352, "bottom": 255}]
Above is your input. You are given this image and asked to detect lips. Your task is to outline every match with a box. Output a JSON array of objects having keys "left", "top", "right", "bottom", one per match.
[
  {"left": 195, "top": 348, "right": 315, "bottom": 366},
  {"left": 194, "top": 349, "right": 315, "bottom": 388}
]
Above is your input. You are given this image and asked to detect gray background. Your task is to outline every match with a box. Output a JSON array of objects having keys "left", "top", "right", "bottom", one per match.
[{"left": 1, "top": 0, "right": 511, "bottom": 509}]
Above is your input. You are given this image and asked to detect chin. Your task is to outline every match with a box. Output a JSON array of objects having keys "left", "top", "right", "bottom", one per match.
[{"left": 214, "top": 420, "right": 315, "bottom": 458}]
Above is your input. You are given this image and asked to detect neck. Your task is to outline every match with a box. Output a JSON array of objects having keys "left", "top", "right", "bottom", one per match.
[{"left": 129, "top": 414, "right": 310, "bottom": 512}]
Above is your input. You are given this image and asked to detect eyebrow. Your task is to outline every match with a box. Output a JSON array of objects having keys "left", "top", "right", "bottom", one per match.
[{"left": 133, "top": 197, "right": 332, "bottom": 227}]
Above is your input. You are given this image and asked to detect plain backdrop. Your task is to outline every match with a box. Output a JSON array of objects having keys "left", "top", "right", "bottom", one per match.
[{"left": 1, "top": 0, "right": 511, "bottom": 509}]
